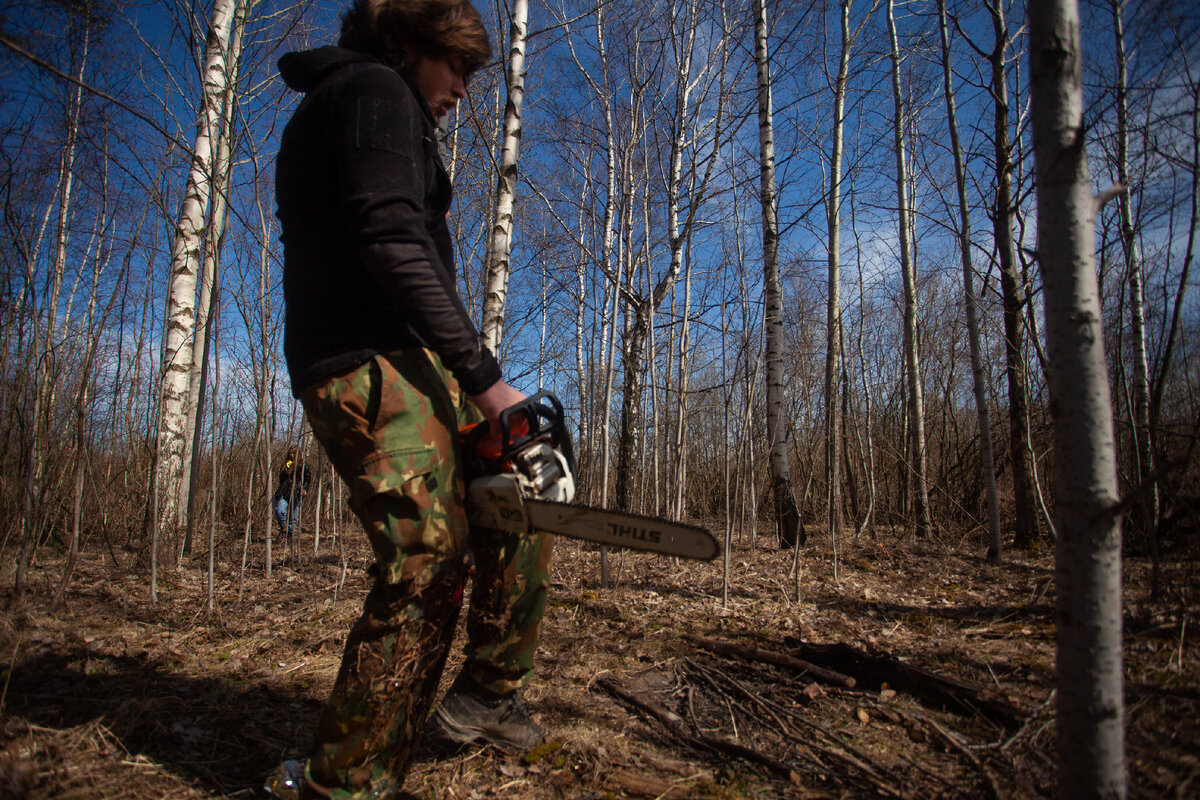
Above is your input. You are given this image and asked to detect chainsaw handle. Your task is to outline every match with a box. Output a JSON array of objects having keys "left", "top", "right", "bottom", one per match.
[{"left": 460, "top": 391, "right": 575, "bottom": 479}]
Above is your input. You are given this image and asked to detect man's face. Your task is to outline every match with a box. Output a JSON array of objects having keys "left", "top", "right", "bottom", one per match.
[{"left": 413, "top": 56, "right": 467, "bottom": 120}]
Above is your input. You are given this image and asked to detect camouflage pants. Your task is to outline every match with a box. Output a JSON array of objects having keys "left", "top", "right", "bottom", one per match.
[{"left": 297, "top": 349, "right": 554, "bottom": 800}]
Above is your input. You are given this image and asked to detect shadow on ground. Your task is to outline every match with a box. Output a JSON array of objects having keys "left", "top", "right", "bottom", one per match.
[{"left": 4, "top": 647, "right": 320, "bottom": 796}]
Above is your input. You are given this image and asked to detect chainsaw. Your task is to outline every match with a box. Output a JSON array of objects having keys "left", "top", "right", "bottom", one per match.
[{"left": 459, "top": 392, "right": 718, "bottom": 560}]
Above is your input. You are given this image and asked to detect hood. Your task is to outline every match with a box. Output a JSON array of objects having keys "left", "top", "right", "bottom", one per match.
[{"left": 278, "top": 46, "right": 380, "bottom": 93}]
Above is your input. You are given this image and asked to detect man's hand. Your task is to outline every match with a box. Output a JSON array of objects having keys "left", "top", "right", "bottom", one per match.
[{"left": 471, "top": 380, "right": 527, "bottom": 434}]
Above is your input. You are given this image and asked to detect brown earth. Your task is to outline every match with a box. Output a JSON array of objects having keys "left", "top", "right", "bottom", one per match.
[{"left": 1, "top": 528, "right": 1197, "bottom": 799}]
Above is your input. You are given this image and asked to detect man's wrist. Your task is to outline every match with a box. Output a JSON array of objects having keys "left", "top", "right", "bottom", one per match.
[{"left": 455, "top": 349, "right": 502, "bottom": 396}]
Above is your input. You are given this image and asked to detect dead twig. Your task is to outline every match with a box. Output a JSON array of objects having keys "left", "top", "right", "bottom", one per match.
[
  {"left": 0, "top": 633, "right": 21, "bottom": 714},
  {"left": 683, "top": 658, "right": 799, "bottom": 742},
  {"left": 998, "top": 690, "right": 1056, "bottom": 754},
  {"left": 596, "top": 675, "right": 799, "bottom": 780},
  {"left": 898, "top": 708, "right": 1002, "bottom": 800},
  {"left": 681, "top": 659, "right": 903, "bottom": 798}
]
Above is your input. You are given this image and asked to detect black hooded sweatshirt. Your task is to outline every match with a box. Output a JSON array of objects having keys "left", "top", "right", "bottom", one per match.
[{"left": 276, "top": 46, "right": 501, "bottom": 397}]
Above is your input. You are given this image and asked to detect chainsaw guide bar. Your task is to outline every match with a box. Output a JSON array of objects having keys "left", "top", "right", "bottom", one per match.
[{"left": 526, "top": 499, "right": 720, "bottom": 561}]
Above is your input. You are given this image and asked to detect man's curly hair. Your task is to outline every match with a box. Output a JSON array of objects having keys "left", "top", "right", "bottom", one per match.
[{"left": 339, "top": 0, "right": 492, "bottom": 75}]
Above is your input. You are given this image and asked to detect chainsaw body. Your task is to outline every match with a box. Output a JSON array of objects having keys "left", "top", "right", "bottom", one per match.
[{"left": 461, "top": 393, "right": 576, "bottom": 534}]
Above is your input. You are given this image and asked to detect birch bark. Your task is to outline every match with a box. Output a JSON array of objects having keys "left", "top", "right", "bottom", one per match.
[
  {"left": 824, "top": 0, "right": 852, "bottom": 555},
  {"left": 480, "top": 0, "right": 530, "bottom": 354},
  {"left": 1028, "top": 2, "right": 1126, "bottom": 796},
  {"left": 616, "top": 0, "right": 724, "bottom": 513},
  {"left": 561, "top": 6, "right": 618, "bottom": 503},
  {"left": 753, "top": 0, "right": 803, "bottom": 548},
  {"left": 1109, "top": 0, "right": 1156, "bottom": 538},
  {"left": 886, "top": 0, "right": 932, "bottom": 538},
  {"left": 593, "top": 5, "right": 619, "bottom": 508},
  {"left": 154, "top": 0, "right": 239, "bottom": 573},
  {"left": 182, "top": 0, "right": 248, "bottom": 554}
]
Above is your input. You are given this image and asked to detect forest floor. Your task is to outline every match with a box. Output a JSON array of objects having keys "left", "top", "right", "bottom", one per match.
[{"left": 1, "top": 525, "right": 1197, "bottom": 799}]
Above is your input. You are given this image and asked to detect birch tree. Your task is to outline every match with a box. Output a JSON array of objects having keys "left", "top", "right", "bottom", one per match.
[
  {"left": 153, "top": 0, "right": 240, "bottom": 577},
  {"left": 886, "top": 0, "right": 932, "bottom": 538},
  {"left": 1028, "top": 2, "right": 1126, "bottom": 796},
  {"left": 480, "top": 0, "right": 530, "bottom": 354},
  {"left": 14, "top": 11, "right": 91, "bottom": 596},
  {"left": 615, "top": 0, "right": 725, "bottom": 513},
  {"left": 753, "top": 0, "right": 803, "bottom": 548},
  {"left": 560, "top": 1, "right": 620, "bottom": 506},
  {"left": 823, "top": 0, "right": 852, "bottom": 557},
  {"left": 1109, "top": 0, "right": 1156, "bottom": 539},
  {"left": 182, "top": 0, "right": 249, "bottom": 556}
]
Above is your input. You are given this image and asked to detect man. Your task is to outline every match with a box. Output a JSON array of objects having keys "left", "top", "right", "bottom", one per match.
[
  {"left": 272, "top": 445, "right": 311, "bottom": 545},
  {"left": 271, "top": 1, "right": 554, "bottom": 797}
]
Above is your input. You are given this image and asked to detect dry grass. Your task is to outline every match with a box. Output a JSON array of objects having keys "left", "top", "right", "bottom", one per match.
[{"left": 2, "top": 527, "right": 1197, "bottom": 799}]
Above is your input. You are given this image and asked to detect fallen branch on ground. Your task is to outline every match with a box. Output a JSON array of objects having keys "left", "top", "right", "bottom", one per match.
[
  {"left": 787, "top": 639, "right": 1023, "bottom": 729},
  {"left": 683, "top": 634, "right": 857, "bottom": 688}
]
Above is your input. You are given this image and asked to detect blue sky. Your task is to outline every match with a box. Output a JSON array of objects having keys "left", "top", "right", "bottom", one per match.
[{"left": 2, "top": 0, "right": 1196, "bottom": 456}]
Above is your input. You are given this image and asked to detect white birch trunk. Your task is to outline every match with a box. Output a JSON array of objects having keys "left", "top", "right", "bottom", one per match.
[
  {"left": 1028, "top": 3, "right": 1126, "bottom": 796},
  {"left": 672, "top": 261, "right": 692, "bottom": 521},
  {"left": 618, "top": 0, "right": 693, "bottom": 511},
  {"left": 825, "top": 0, "right": 851, "bottom": 556},
  {"left": 753, "top": 0, "right": 803, "bottom": 548},
  {"left": 480, "top": 0, "right": 529, "bottom": 354},
  {"left": 617, "top": 0, "right": 725, "bottom": 515},
  {"left": 587, "top": 2, "right": 618, "bottom": 508},
  {"left": 573, "top": 193, "right": 589, "bottom": 494},
  {"left": 154, "top": 0, "right": 238, "bottom": 566},
  {"left": 181, "top": 0, "right": 247, "bottom": 546},
  {"left": 1109, "top": 0, "right": 1156, "bottom": 536},
  {"left": 886, "top": 0, "right": 932, "bottom": 538}
]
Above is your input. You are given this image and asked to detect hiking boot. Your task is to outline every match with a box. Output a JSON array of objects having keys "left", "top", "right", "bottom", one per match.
[{"left": 432, "top": 673, "right": 545, "bottom": 751}]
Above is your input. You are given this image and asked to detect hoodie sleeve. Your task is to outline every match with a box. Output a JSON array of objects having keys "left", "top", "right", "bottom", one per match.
[{"left": 331, "top": 64, "right": 500, "bottom": 396}]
